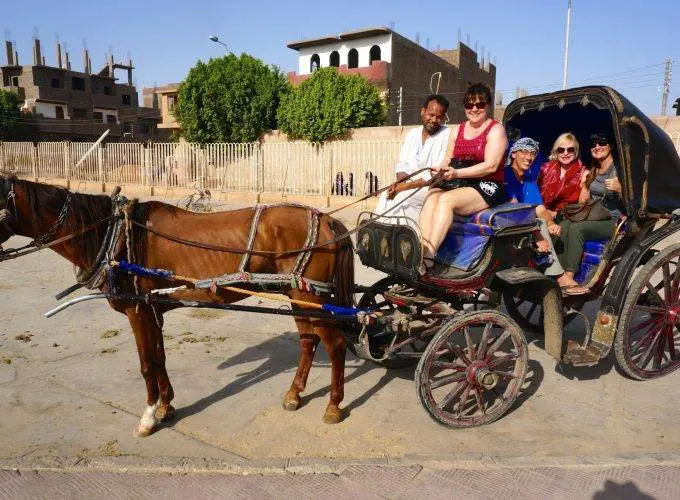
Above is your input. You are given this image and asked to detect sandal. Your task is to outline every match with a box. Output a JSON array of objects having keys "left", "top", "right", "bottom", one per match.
[{"left": 561, "top": 284, "right": 590, "bottom": 296}]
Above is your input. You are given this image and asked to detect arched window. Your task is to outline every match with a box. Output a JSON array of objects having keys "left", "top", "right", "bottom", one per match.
[
  {"left": 369, "top": 45, "right": 381, "bottom": 64},
  {"left": 329, "top": 51, "right": 340, "bottom": 67},
  {"left": 347, "top": 48, "right": 359, "bottom": 69},
  {"left": 310, "top": 54, "right": 320, "bottom": 73}
]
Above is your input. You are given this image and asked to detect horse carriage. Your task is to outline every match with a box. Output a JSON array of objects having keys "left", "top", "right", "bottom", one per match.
[
  {"left": 352, "top": 85, "right": 680, "bottom": 427},
  {"left": 1, "top": 86, "right": 679, "bottom": 435}
]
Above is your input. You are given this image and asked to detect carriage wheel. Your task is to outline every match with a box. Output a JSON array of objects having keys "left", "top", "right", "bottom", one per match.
[
  {"left": 415, "top": 310, "right": 528, "bottom": 428},
  {"left": 503, "top": 292, "right": 580, "bottom": 334},
  {"left": 614, "top": 243, "right": 680, "bottom": 380},
  {"left": 354, "top": 277, "right": 429, "bottom": 368}
]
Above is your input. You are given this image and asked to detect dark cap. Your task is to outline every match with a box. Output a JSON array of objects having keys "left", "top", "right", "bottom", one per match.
[{"left": 588, "top": 132, "right": 610, "bottom": 143}]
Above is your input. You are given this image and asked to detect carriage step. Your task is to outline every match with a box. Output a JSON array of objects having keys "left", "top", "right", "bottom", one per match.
[{"left": 563, "top": 340, "right": 601, "bottom": 367}]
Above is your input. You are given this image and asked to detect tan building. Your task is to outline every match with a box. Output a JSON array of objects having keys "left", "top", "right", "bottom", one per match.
[
  {"left": 142, "top": 83, "right": 181, "bottom": 138},
  {"left": 286, "top": 27, "right": 496, "bottom": 125},
  {"left": 1, "top": 38, "right": 161, "bottom": 142}
]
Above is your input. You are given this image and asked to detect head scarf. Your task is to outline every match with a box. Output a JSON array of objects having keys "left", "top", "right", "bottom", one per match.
[{"left": 506, "top": 137, "right": 540, "bottom": 166}]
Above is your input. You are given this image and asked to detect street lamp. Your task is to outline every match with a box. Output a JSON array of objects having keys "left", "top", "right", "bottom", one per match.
[{"left": 209, "top": 35, "right": 229, "bottom": 55}]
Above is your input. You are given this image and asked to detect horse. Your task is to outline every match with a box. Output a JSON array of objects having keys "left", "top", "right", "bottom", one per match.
[{"left": 0, "top": 175, "right": 354, "bottom": 436}]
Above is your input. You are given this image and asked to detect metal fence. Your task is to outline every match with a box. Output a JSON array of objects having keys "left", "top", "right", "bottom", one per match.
[{"left": 0, "top": 140, "right": 401, "bottom": 197}]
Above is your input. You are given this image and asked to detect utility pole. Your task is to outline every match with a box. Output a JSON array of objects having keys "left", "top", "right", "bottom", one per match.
[
  {"left": 562, "top": 0, "right": 572, "bottom": 90},
  {"left": 398, "top": 86, "right": 403, "bottom": 126},
  {"left": 661, "top": 59, "right": 673, "bottom": 116}
]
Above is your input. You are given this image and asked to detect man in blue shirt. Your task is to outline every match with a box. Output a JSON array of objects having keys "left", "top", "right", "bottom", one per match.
[{"left": 505, "top": 137, "right": 570, "bottom": 282}]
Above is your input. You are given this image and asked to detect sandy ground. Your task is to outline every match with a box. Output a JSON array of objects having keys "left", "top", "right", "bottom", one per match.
[{"left": 1, "top": 199, "right": 680, "bottom": 467}]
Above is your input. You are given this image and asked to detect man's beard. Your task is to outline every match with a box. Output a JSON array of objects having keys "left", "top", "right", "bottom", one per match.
[{"left": 424, "top": 122, "right": 441, "bottom": 135}]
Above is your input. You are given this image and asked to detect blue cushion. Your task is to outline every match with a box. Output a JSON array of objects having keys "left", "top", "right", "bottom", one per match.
[{"left": 452, "top": 202, "right": 536, "bottom": 236}]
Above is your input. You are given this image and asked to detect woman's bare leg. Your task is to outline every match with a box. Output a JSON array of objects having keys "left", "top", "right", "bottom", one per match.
[
  {"left": 424, "top": 188, "right": 488, "bottom": 258},
  {"left": 419, "top": 189, "right": 442, "bottom": 259}
]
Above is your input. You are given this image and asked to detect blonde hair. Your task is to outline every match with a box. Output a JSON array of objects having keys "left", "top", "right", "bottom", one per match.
[{"left": 549, "top": 132, "right": 580, "bottom": 161}]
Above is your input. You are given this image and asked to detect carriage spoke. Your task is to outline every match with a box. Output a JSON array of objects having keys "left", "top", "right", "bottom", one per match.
[
  {"left": 430, "top": 372, "right": 467, "bottom": 390},
  {"left": 464, "top": 326, "right": 475, "bottom": 359},
  {"left": 633, "top": 305, "right": 667, "bottom": 315},
  {"left": 646, "top": 281, "right": 666, "bottom": 306},
  {"left": 488, "top": 352, "right": 517, "bottom": 369},
  {"left": 667, "top": 325, "right": 677, "bottom": 361},
  {"left": 438, "top": 381, "right": 468, "bottom": 410},
  {"left": 477, "top": 323, "right": 491, "bottom": 361},
  {"left": 636, "top": 330, "right": 663, "bottom": 369},
  {"left": 473, "top": 386, "right": 486, "bottom": 415},
  {"left": 631, "top": 319, "right": 664, "bottom": 352},
  {"left": 526, "top": 303, "right": 539, "bottom": 320},
  {"left": 431, "top": 361, "right": 467, "bottom": 371},
  {"left": 448, "top": 343, "right": 472, "bottom": 366},
  {"left": 457, "top": 384, "right": 472, "bottom": 415},
  {"left": 672, "top": 260, "right": 680, "bottom": 298},
  {"left": 485, "top": 330, "right": 511, "bottom": 357},
  {"left": 492, "top": 370, "right": 517, "bottom": 379},
  {"left": 662, "top": 263, "right": 673, "bottom": 301}
]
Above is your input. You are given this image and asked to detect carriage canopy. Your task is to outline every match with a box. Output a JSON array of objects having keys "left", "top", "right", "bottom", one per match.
[{"left": 503, "top": 86, "right": 680, "bottom": 219}]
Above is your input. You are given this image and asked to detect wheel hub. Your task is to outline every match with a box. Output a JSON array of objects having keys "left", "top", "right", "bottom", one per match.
[
  {"left": 668, "top": 307, "right": 680, "bottom": 325},
  {"left": 466, "top": 361, "right": 499, "bottom": 389}
]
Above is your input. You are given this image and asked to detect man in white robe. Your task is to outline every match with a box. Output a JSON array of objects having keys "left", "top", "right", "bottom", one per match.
[{"left": 375, "top": 95, "right": 451, "bottom": 225}]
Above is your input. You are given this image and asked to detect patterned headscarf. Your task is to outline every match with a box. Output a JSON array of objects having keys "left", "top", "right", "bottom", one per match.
[{"left": 506, "top": 137, "right": 540, "bottom": 166}]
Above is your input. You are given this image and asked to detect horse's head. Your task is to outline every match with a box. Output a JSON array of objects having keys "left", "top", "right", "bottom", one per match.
[{"left": 0, "top": 175, "right": 17, "bottom": 247}]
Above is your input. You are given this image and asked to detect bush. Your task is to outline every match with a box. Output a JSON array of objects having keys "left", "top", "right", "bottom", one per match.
[
  {"left": 277, "top": 68, "right": 386, "bottom": 142},
  {"left": 174, "top": 54, "right": 289, "bottom": 143},
  {"left": 0, "top": 89, "right": 22, "bottom": 137}
]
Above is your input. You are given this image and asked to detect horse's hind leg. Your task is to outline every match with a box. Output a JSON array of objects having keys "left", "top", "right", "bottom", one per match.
[
  {"left": 317, "top": 324, "right": 346, "bottom": 424},
  {"left": 126, "top": 305, "right": 175, "bottom": 437},
  {"left": 283, "top": 316, "right": 320, "bottom": 411}
]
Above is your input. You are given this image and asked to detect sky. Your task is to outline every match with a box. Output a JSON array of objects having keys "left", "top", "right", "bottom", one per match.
[{"left": 3, "top": 0, "right": 678, "bottom": 116}]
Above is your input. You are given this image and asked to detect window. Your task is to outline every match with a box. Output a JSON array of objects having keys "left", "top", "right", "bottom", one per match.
[
  {"left": 11, "top": 76, "right": 19, "bottom": 87},
  {"left": 51, "top": 78, "right": 60, "bottom": 88},
  {"left": 93, "top": 112, "right": 103, "bottom": 121},
  {"left": 123, "top": 123, "right": 134, "bottom": 134},
  {"left": 347, "top": 48, "right": 359, "bottom": 69},
  {"left": 121, "top": 94, "right": 131, "bottom": 105},
  {"left": 104, "top": 86, "right": 113, "bottom": 95},
  {"left": 106, "top": 114, "right": 117, "bottom": 124},
  {"left": 329, "top": 51, "right": 340, "bottom": 67},
  {"left": 72, "top": 77, "right": 85, "bottom": 91},
  {"left": 310, "top": 54, "right": 320, "bottom": 73},
  {"left": 167, "top": 95, "right": 176, "bottom": 111},
  {"left": 369, "top": 45, "right": 381, "bottom": 64},
  {"left": 142, "top": 125, "right": 150, "bottom": 134},
  {"left": 72, "top": 107, "right": 87, "bottom": 119},
  {"left": 55, "top": 106, "right": 64, "bottom": 120}
]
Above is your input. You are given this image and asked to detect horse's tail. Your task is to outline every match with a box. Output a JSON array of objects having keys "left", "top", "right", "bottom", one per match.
[{"left": 328, "top": 217, "right": 355, "bottom": 307}]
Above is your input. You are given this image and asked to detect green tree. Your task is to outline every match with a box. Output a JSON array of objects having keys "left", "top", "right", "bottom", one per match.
[
  {"left": 0, "top": 89, "right": 22, "bottom": 137},
  {"left": 276, "top": 68, "right": 386, "bottom": 142},
  {"left": 173, "top": 54, "right": 289, "bottom": 143}
]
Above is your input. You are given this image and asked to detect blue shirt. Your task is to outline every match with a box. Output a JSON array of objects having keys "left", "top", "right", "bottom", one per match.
[{"left": 504, "top": 164, "right": 543, "bottom": 205}]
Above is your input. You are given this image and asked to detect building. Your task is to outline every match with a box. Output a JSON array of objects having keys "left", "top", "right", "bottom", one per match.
[
  {"left": 0, "top": 38, "right": 162, "bottom": 142},
  {"left": 286, "top": 27, "right": 496, "bottom": 125},
  {"left": 142, "top": 83, "right": 181, "bottom": 138}
]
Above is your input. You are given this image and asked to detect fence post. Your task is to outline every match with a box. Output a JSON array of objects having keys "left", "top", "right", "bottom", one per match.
[
  {"left": 0, "top": 142, "right": 3, "bottom": 171},
  {"left": 97, "top": 145, "right": 105, "bottom": 192},
  {"left": 257, "top": 142, "right": 264, "bottom": 201},
  {"left": 323, "top": 142, "right": 332, "bottom": 205},
  {"left": 32, "top": 145, "right": 38, "bottom": 181},
  {"left": 64, "top": 142, "right": 71, "bottom": 189},
  {"left": 144, "top": 145, "right": 154, "bottom": 196}
]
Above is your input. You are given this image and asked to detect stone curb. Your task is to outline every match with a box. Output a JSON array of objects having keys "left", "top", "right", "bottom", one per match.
[{"left": 4, "top": 452, "right": 680, "bottom": 475}]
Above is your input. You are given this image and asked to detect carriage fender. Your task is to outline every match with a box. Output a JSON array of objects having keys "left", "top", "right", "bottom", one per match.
[{"left": 493, "top": 267, "right": 564, "bottom": 361}]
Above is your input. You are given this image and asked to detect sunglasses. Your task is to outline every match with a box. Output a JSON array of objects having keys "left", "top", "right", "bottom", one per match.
[
  {"left": 590, "top": 138, "right": 609, "bottom": 148},
  {"left": 556, "top": 147, "right": 576, "bottom": 154},
  {"left": 464, "top": 101, "right": 487, "bottom": 110}
]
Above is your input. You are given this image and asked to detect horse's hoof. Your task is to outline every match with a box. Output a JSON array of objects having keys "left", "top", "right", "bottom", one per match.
[
  {"left": 322, "top": 407, "right": 342, "bottom": 424},
  {"left": 282, "top": 393, "right": 300, "bottom": 412},
  {"left": 155, "top": 404, "right": 175, "bottom": 422},
  {"left": 134, "top": 424, "right": 155, "bottom": 437}
]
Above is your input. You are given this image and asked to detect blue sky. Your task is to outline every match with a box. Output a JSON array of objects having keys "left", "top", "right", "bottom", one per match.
[{"left": 3, "top": 0, "right": 678, "bottom": 115}]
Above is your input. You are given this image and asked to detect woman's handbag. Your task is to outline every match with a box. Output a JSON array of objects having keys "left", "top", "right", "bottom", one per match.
[{"left": 562, "top": 199, "right": 611, "bottom": 222}]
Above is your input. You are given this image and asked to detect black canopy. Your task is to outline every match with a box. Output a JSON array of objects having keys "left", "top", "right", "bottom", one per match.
[{"left": 503, "top": 86, "right": 680, "bottom": 219}]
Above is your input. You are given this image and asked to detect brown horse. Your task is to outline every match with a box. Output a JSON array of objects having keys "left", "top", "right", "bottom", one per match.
[{"left": 0, "top": 175, "right": 354, "bottom": 436}]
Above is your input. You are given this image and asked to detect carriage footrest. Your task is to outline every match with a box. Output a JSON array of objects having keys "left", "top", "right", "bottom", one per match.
[{"left": 563, "top": 340, "right": 601, "bottom": 367}]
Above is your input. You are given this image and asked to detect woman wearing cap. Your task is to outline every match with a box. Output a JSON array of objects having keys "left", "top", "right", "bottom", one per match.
[
  {"left": 553, "top": 133, "right": 622, "bottom": 291},
  {"left": 419, "top": 83, "right": 508, "bottom": 271}
]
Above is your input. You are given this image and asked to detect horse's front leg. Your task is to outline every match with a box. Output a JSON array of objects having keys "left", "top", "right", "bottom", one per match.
[
  {"left": 283, "top": 316, "right": 320, "bottom": 411},
  {"left": 126, "top": 305, "right": 175, "bottom": 437}
]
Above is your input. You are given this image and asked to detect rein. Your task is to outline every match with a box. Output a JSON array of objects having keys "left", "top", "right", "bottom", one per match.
[{"left": 132, "top": 168, "right": 442, "bottom": 257}]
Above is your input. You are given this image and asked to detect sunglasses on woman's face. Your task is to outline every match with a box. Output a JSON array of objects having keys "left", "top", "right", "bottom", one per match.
[
  {"left": 556, "top": 147, "right": 576, "bottom": 154},
  {"left": 464, "top": 101, "right": 487, "bottom": 110},
  {"left": 590, "top": 139, "right": 609, "bottom": 148}
]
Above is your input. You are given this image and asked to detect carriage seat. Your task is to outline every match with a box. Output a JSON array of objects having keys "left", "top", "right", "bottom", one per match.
[{"left": 451, "top": 202, "right": 537, "bottom": 236}]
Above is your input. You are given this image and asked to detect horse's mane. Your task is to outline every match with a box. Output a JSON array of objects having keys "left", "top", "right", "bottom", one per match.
[{"left": 13, "top": 176, "right": 114, "bottom": 264}]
